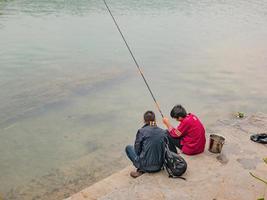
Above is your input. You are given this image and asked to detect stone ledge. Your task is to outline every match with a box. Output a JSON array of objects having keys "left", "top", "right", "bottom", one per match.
[{"left": 66, "top": 113, "right": 267, "bottom": 200}]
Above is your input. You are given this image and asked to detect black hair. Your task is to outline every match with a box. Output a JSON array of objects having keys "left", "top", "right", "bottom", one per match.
[
  {"left": 170, "top": 105, "right": 187, "bottom": 119},
  {"left": 144, "top": 111, "right": 155, "bottom": 124}
]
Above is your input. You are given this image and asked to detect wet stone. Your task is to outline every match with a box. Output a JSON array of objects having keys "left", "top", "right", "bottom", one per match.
[
  {"left": 216, "top": 153, "right": 229, "bottom": 164},
  {"left": 237, "top": 157, "right": 261, "bottom": 170}
]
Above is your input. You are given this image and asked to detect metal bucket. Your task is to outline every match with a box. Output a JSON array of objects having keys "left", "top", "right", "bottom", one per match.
[{"left": 209, "top": 134, "right": 225, "bottom": 153}]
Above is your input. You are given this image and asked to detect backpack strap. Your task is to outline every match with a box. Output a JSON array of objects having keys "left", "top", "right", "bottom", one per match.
[{"left": 168, "top": 175, "right": 186, "bottom": 180}]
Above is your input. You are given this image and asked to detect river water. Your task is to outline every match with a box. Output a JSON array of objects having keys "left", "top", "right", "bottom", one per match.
[{"left": 0, "top": 0, "right": 267, "bottom": 199}]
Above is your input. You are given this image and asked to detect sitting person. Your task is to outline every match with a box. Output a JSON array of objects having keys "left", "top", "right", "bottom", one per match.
[
  {"left": 125, "top": 111, "right": 166, "bottom": 178},
  {"left": 162, "top": 104, "right": 206, "bottom": 155}
]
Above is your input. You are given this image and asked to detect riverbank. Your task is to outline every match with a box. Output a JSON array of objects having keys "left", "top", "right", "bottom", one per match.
[{"left": 66, "top": 113, "right": 267, "bottom": 200}]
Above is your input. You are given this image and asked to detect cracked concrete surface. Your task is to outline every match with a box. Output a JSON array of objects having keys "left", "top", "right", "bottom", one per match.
[{"left": 66, "top": 113, "right": 267, "bottom": 200}]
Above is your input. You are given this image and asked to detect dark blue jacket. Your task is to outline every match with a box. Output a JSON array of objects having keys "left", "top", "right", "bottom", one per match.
[{"left": 134, "top": 124, "right": 166, "bottom": 172}]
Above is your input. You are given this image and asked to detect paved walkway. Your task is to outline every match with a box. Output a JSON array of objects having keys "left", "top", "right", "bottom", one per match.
[{"left": 66, "top": 113, "right": 267, "bottom": 200}]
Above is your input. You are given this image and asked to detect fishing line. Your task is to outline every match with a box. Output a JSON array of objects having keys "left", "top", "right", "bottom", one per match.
[{"left": 103, "top": 0, "right": 164, "bottom": 118}]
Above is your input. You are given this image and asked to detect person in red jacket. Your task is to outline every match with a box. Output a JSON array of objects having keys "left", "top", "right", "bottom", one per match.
[{"left": 162, "top": 105, "right": 206, "bottom": 155}]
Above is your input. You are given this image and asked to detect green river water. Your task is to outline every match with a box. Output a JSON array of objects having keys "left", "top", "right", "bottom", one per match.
[{"left": 0, "top": 0, "right": 267, "bottom": 199}]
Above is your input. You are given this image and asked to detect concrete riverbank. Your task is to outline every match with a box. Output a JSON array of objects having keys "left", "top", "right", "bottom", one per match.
[{"left": 66, "top": 113, "right": 267, "bottom": 200}]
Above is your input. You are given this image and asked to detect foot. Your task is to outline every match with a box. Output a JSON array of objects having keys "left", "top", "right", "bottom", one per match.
[{"left": 130, "top": 170, "right": 144, "bottom": 178}]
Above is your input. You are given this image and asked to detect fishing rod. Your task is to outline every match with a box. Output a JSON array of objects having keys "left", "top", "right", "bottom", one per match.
[{"left": 103, "top": 0, "right": 164, "bottom": 118}]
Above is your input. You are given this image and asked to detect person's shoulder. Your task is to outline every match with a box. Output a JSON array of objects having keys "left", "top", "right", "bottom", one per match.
[
  {"left": 187, "top": 113, "right": 203, "bottom": 125},
  {"left": 137, "top": 126, "right": 145, "bottom": 133},
  {"left": 188, "top": 113, "right": 198, "bottom": 120},
  {"left": 156, "top": 126, "right": 165, "bottom": 130},
  {"left": 180, "top": 113, "right": 195, "bottom": 125},
  {"left": 155, "top": 126, "right": 167, "bottom": 134},
  {"left": 138, "top": 124, "right": 150, "bottom": 133}
]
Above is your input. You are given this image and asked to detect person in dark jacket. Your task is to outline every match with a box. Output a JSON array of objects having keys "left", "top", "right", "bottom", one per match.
[{"left": 125, "top": 111, "right": 166, "bottom": 178}]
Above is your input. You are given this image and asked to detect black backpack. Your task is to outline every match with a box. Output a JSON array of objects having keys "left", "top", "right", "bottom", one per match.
[{"left": 163, "top": 138, "right": 187, "bottom": 179}]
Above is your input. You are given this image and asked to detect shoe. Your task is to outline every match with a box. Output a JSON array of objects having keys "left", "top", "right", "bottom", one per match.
[
  {"left": 130, "top": 170, "right": 144, "bottom": 178},
  {"left": 250, "top": 133, "right": 267, "bottom": 144}
]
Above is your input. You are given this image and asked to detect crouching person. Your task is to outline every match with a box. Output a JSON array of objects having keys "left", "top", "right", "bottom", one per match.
[
  {"left": 125, "top": 111, "right": 166, "bottom": 178},
  {"left": 162, "top": 104, "right": 206, "bottom": 155}
]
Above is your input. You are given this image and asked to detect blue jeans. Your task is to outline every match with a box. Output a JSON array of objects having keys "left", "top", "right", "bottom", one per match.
[
  {"left": 125, "top": 145, "right": 160, "bottom": 173},
  {"left": 125, "top": 145, "right": 138, "bottom": 163}
]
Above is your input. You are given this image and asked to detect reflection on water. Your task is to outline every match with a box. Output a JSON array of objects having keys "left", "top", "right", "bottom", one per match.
[{"left": 0, "top": 0, "right": 267, "bottom": 199}]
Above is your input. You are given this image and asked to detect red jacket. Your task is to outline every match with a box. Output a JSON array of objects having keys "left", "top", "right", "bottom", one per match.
[{"left": 168, "top": 113, "right": 206, "bottom": 155}]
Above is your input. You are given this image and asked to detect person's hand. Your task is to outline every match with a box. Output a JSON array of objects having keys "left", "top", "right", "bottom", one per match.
[{"left": 162, "top": 117, "right": 170, "bottom": 127}]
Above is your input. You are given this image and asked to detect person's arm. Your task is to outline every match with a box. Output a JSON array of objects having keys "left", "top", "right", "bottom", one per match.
[
  {"left": 162, "top": 117, "right": 182, "bottom": 137},
  {"left": 134, "top": 130, "right": 143, "bottom": 156}
]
